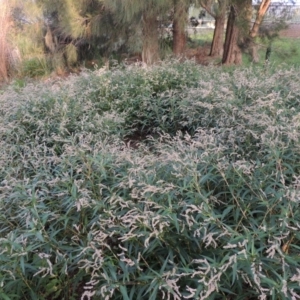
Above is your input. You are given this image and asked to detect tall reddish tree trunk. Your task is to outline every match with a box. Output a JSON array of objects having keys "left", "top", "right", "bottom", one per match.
[
  {"left": 209, "top": 1, "right": 226, "bottom": 57},
  {"left": 0, "top": 2, "right": 10, "bottom": 82},
  {"left": 173, "top": 0, "right": 188, "bottom": 57},
  {"left": 250, "top": 0, "right": 271, "bottom": 38},
  {"left": 222, "top": 5, "right": 242, "bottom": 65},
  {"left": 248, "top": 0, "right": 271, "bottom": 62},
  {"left": 142, "top": 13, "right": 160, "bottom": 65},
  {"left": 199, "top": 0, "right": 227, "bottom": 57}
]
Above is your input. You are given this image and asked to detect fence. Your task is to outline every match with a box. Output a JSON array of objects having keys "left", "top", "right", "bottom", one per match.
[
  {"left": 264, "top": 4, "right": 300, "bottom": 23},
  {"left": 188, "top": 4, "right": 300, "bottom": 31}
]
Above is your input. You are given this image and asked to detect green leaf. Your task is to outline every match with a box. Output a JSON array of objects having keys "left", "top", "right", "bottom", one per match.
[
  {"left": 36, "top": 231, "right": 44, "bottom": 242},
  {"left": 119, "top": 285, "right": 130, "bottom": 300},
  {"left": 221, "top": 205, "right": 234, "bottom": 220},
  {"left": 232, "top": 261, "right": 237, "bottom": 286},
  {"left": 0, "top": 293, "right": 12, "bottom": 300},
  {"left": 20, "top": 256, "right": 25, "bottom": 274}
]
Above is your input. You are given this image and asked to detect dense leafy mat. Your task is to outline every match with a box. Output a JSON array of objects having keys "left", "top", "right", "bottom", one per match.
[{"left": 1, "top": 62, "right": 300, "bottom": 299}]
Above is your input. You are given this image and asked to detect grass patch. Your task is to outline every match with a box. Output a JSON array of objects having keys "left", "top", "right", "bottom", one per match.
[
  {"left": 272, "top": 37, "right": 300, "bottom": 66},
  {"left": 243, "top": 37, "right": 300, "bottom": 68},
  {"left": 188, "top": 30, "right": 214, "bottom": 48},
  {"left": 190, "top": 31, "right": 300, "bottom": 68},
  {"left": 1, "top": 62, "right": 300, "bottom": 299}
]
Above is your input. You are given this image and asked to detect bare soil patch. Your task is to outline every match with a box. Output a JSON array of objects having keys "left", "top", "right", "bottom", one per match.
[
  {"left": 184, "top": 45, "right": 218, "bottom": 65},
  {"left": 279, "top": 24, "right": 300, "bottom": 38}
]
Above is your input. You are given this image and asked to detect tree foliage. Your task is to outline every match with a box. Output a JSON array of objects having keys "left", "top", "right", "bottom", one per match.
[{"left": 0, "top": 0, "right": 296, "bottom": 79}]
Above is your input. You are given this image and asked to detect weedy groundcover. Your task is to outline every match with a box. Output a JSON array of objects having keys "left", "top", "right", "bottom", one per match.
[{"left": 1, "top": 62, "right": 300, "bottom": 299}]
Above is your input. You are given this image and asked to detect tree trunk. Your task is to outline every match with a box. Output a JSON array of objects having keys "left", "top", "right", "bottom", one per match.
[
  {"left": 45, "top": 26, "right": 57, "bottom": 53},
  {"left": 142, "top": 13, "right": 160, "bottom": 65},
  {"left": 250, "top": 0, "right": 271, "bottom": 38},
  {"left": 173, "top": 0, "right": 188, "bottom": 57},
  {"left": 222, "top": 5, "right": 242, "bottom": 65},
  {"left": 0, "top": 2, "right": 10, "bottom": 82},
  {"left": 209, "top": 0, "right": 226, "bottom": 57},
  {"left": 248, "top": 44, "right": 259, "bottom": 63},
  {"left": 247, "top": 0, "right": 271, "bottom": 62}
]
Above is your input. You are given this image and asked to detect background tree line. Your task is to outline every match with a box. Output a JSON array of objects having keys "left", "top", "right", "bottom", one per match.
[{"left": 0, "top": 0, "right": 289, "bottom": 82}]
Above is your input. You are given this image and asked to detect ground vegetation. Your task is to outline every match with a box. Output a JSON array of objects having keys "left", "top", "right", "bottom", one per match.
[{"left": 1, "top": 61, "right": 300, "bottom": 299}]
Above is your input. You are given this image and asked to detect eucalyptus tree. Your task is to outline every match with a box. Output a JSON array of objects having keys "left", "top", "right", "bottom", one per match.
[
  {"left": 246, "top": 0, "right": 272, "bottom": 62},
  {"left": 199, "top": 0, "right": 228, "bottom": 57},
  {"left": 0, "top": 0, "right": 10, "bottom": 81},
  {"left": 222, "top": 0, "right": 253, "bottom": 65},
  {"left": 222, "top": 0, "right": 273, "bottom": 65},
  {"left": 250, "top": 0, "right": 272, "bottom": 38},
  {"left": 173, "top": 0, "right": 191, "bottom": 56}
]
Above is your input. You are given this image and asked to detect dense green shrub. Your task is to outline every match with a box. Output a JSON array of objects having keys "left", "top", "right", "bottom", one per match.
[
  {"left": 20, "top": 57, "right": 51, "bottom": 78},
  {"left": 1, "top": 62, "right": 300, "bottom": 299}
]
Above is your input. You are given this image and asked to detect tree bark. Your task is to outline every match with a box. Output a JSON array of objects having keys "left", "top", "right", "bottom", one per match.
[
  {"left": 0, "top": 2, "right": 10, "bottom": 82},
  {"left": 247, "top": 0, "right": 271, "bottom": 62},
  {"left": 142, "top": 13, "right": 160, "bottom": 65},
  {"left": 173, "top": 0, "right": 188, "bottom": 57},
  {"left": 248, "top": 44, "right": 259, "bottom": 63},
  {"left": 222, "top": 5, "right": 242, "bottom": 65},
  {"left": 250, "top": 0, "right": 271, "bottom": 38},
  {"left": 45, "top": 26, "right": 57, "bottom": 53},
  {"left": 209, "top": 0, "right": 227, "bottom": 57}
]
